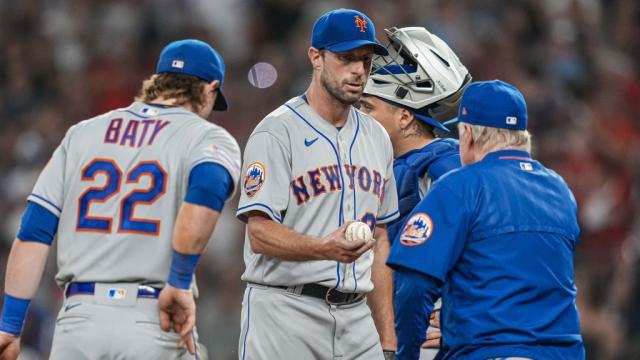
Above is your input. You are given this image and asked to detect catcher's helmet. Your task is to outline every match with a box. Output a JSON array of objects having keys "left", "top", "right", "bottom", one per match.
[{"left": 364, "top": 27, "right": 471, "bottom": 132}]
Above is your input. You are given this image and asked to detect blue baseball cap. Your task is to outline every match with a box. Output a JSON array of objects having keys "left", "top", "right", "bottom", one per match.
[
  {"left": 413, "top": 112, "right": 450, "bottom": 132},
  {"left": 372, "top": 94, "right": 450, "bottom": 132},
  {"left": 449, "top": 80, "right": 527, "bottom": 130},
  {"left": 156, "top": 39, "right": 228, "bottom": 111},
  {"left": 311, "top": 9, "right": 388, "bottom": 56}
]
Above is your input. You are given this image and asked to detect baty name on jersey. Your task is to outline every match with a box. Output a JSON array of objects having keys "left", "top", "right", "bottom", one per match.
[
  {"left": 289, "top": 164, "right": 387, "bottom": 206},
  {"left": 103, "top": 117, "right": 171, "bottom": 148}
]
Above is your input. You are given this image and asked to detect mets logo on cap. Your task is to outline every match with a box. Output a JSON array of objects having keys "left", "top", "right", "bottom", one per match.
[
  {"left": 354, "top": 15, "right": 367, "bottom": 32},
  {"left": 399, "top": 213, "right": 433, "bottom": 246},
  {"left": 244, "top": 162, "right": 266, "bottom": 197}
]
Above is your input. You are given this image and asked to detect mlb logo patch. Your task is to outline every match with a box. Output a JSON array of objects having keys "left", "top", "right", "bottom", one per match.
[
  {"left": 399, "top": 213, "right": 433, "bottom": 246},
  {"left": 171, "top": 60, "right": 185, "bottom": 69},
  {"left": 520, "top": 162, "right": 533, "bottom": 171},
  {"left": 506, "top": 116, "right": 518, "bottom": 125},
  {"left": 141, "top": 107, "right": 160, "bottom": 116},
  {"left": 108, "top": 288, "right": 126, "bottom": 300},
  {"left": 244, "top": 162, "right": 266, "bottom": 197}
]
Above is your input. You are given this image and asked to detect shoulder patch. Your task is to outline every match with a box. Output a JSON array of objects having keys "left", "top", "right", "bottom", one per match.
[
  {"left": 244, "top": 162, "right": 266, "bottom": 197},
  {"left": 399, "top": 213, "right": 434, "bottom": 246}
]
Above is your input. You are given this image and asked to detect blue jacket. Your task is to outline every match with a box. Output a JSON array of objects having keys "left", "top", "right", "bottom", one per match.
[
  {"left": 387, "top": 138, "right": 461, "bottom": 243},
  {"left": 388, "top": 150, "right": 585, "bottom": 360}
]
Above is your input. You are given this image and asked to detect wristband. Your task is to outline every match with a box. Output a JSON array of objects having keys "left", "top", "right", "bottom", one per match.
[
  {"left": 0, "top": 293, "right": 31, "bottom": 336},
  {"left": 167, "top": 250, "right": 200, "bottom": 289}
]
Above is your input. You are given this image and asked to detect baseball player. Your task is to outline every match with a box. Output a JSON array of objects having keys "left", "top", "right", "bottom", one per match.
[
  {"left": 0, "top": 39, "right": 241, "bottom": 360},
  {"left": 360, "top": 26, "right": 471, "bottom": 360},
  {"left": 236, "top": 9, "right": 399, "bottom": 360},
  {"left": 362, "top": 26, "right": 470, "bottom": 243},
  {"left": 387, "top": 80, "right": 585, "bottom": 359}
]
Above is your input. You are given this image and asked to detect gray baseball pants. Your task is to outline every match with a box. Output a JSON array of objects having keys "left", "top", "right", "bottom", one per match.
[
  {"left": 238, "top": 283, "right": 384, "bottom": 360},
  {"left": 49, "top": 284, "right": 196, "bottom": 360}
]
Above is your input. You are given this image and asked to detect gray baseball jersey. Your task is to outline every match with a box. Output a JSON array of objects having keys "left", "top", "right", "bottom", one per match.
[
  {"left": 28, "top": 101, "right": 241, "bottom": 287},
  {"left": 236, "top": 96, "right": 399, "bottom": 293}
]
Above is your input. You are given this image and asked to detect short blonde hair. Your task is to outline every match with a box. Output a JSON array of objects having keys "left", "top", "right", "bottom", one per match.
[
  {"left": 135, "top": 73, "right": 207, "bottom": 112},
  {"left": 460, "top": 122, "right": 532, "bottom": 153}
]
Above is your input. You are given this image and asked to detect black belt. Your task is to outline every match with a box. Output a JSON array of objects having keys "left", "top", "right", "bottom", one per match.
[
  {"left": 66, "top": 282, "right": 161, "bottom": 298},
  {"left": 270, "top": 283, "right": 365, "bottom": 305}
]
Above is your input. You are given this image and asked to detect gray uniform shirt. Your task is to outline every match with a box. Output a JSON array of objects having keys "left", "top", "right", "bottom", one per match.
[
  {"left": 28, "top": 102, "right": 241, "bottom": 287},
  {"left": 237, "top": 96, "right": 399, "bottom": 293}
]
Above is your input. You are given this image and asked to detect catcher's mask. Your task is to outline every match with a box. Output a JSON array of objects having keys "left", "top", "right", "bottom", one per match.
[{"left": 364, "top": 27, "right": 471, "bottom": 133}]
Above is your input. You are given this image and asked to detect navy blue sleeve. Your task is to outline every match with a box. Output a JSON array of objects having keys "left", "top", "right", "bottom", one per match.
[
  {"left": 387, "top": 181, "right": 469, "bottom": 281},
  {"left": 16, "top": 201, "right": 59, "bottom": 245},
  {"left": 394, "top": 267, "right": 441, "bottom": 360},
  {"left": 185, "top": 162, "right": 232, "bottom": 212}
]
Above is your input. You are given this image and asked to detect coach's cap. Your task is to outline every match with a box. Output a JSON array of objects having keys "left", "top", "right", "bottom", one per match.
[
  {"left": 156, "top": 39, "right": 228, "bottom": 111},
  {"left": 450, "top": 80, "right": 527, "bottom": 130},
  {"left": 311, "top": 9, "right": 388, "bottom": 56}
]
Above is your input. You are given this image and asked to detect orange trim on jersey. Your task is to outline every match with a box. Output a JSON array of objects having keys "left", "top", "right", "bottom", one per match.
[
  {"left": 76, "top": 158, "right": 122, "bottom": 234},
  {"left": 343, "top": 164, "right": 357, "bottom": 190},
  {"left": 118, "top": 160, "right": 168, "bottom": 236},
  {"left": 307, "top": 167, "right": 327, "bottom": 196},
  {"left": 357, "top": 166, "right": 372, "bottom": 192},
  {"left": 320, "top": 164, "right": 342, "bottom": 192},
  {"left": 372, "top": 170, "right": 382, "bottom": 197},
  {"left": 290, "top": 175, "right": 310, "bottom": 206},
  {"left": 360, "top": 211, "right": 376, "bottom": 236}
]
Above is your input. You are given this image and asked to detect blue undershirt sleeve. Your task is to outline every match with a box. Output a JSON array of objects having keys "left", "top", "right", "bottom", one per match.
[
  {"left": 394, "top": 267, "right": 442, "bottom": 360},
  {"left": 16, "top": 201, "right": 59, "bottom": 245},
  {"left": 184, "top": 162, "right": 232, "bottom": 212}
]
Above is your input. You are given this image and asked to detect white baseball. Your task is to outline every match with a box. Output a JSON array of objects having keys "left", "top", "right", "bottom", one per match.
[{"left": 346, "top": 222, "right": 373, "bottom": 242}]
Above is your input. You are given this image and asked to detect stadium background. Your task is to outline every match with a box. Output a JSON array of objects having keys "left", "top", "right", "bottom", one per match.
[{"left": 0, "top": 0, "right": 638, "bottom": 359}]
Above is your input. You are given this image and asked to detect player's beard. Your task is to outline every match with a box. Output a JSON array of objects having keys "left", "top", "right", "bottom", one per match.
[{"left": 320, "top": 68, "right": 363, "bottom": 106}]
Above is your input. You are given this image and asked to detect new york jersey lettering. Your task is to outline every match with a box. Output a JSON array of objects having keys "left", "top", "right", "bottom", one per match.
[{"left": 290, "top": 163, "right": 386, "bottom": 206}]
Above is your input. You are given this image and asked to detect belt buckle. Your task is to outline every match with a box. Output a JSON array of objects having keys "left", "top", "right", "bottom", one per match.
[
  {"left": 324, "top": 288, "right": 341, "bottom": 305},
  {"left": 324, "top": 288, "right": 354, "bottom": 306}
]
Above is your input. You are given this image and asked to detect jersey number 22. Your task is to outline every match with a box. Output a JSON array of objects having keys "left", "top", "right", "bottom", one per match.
[{"left": 76, "top": 158, "right": 167, "bottom": 235}]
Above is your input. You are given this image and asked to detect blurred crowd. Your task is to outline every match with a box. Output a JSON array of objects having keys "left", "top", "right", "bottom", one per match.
[{"left": 0, "top": 0, "right": 638, "bottom": 359}]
